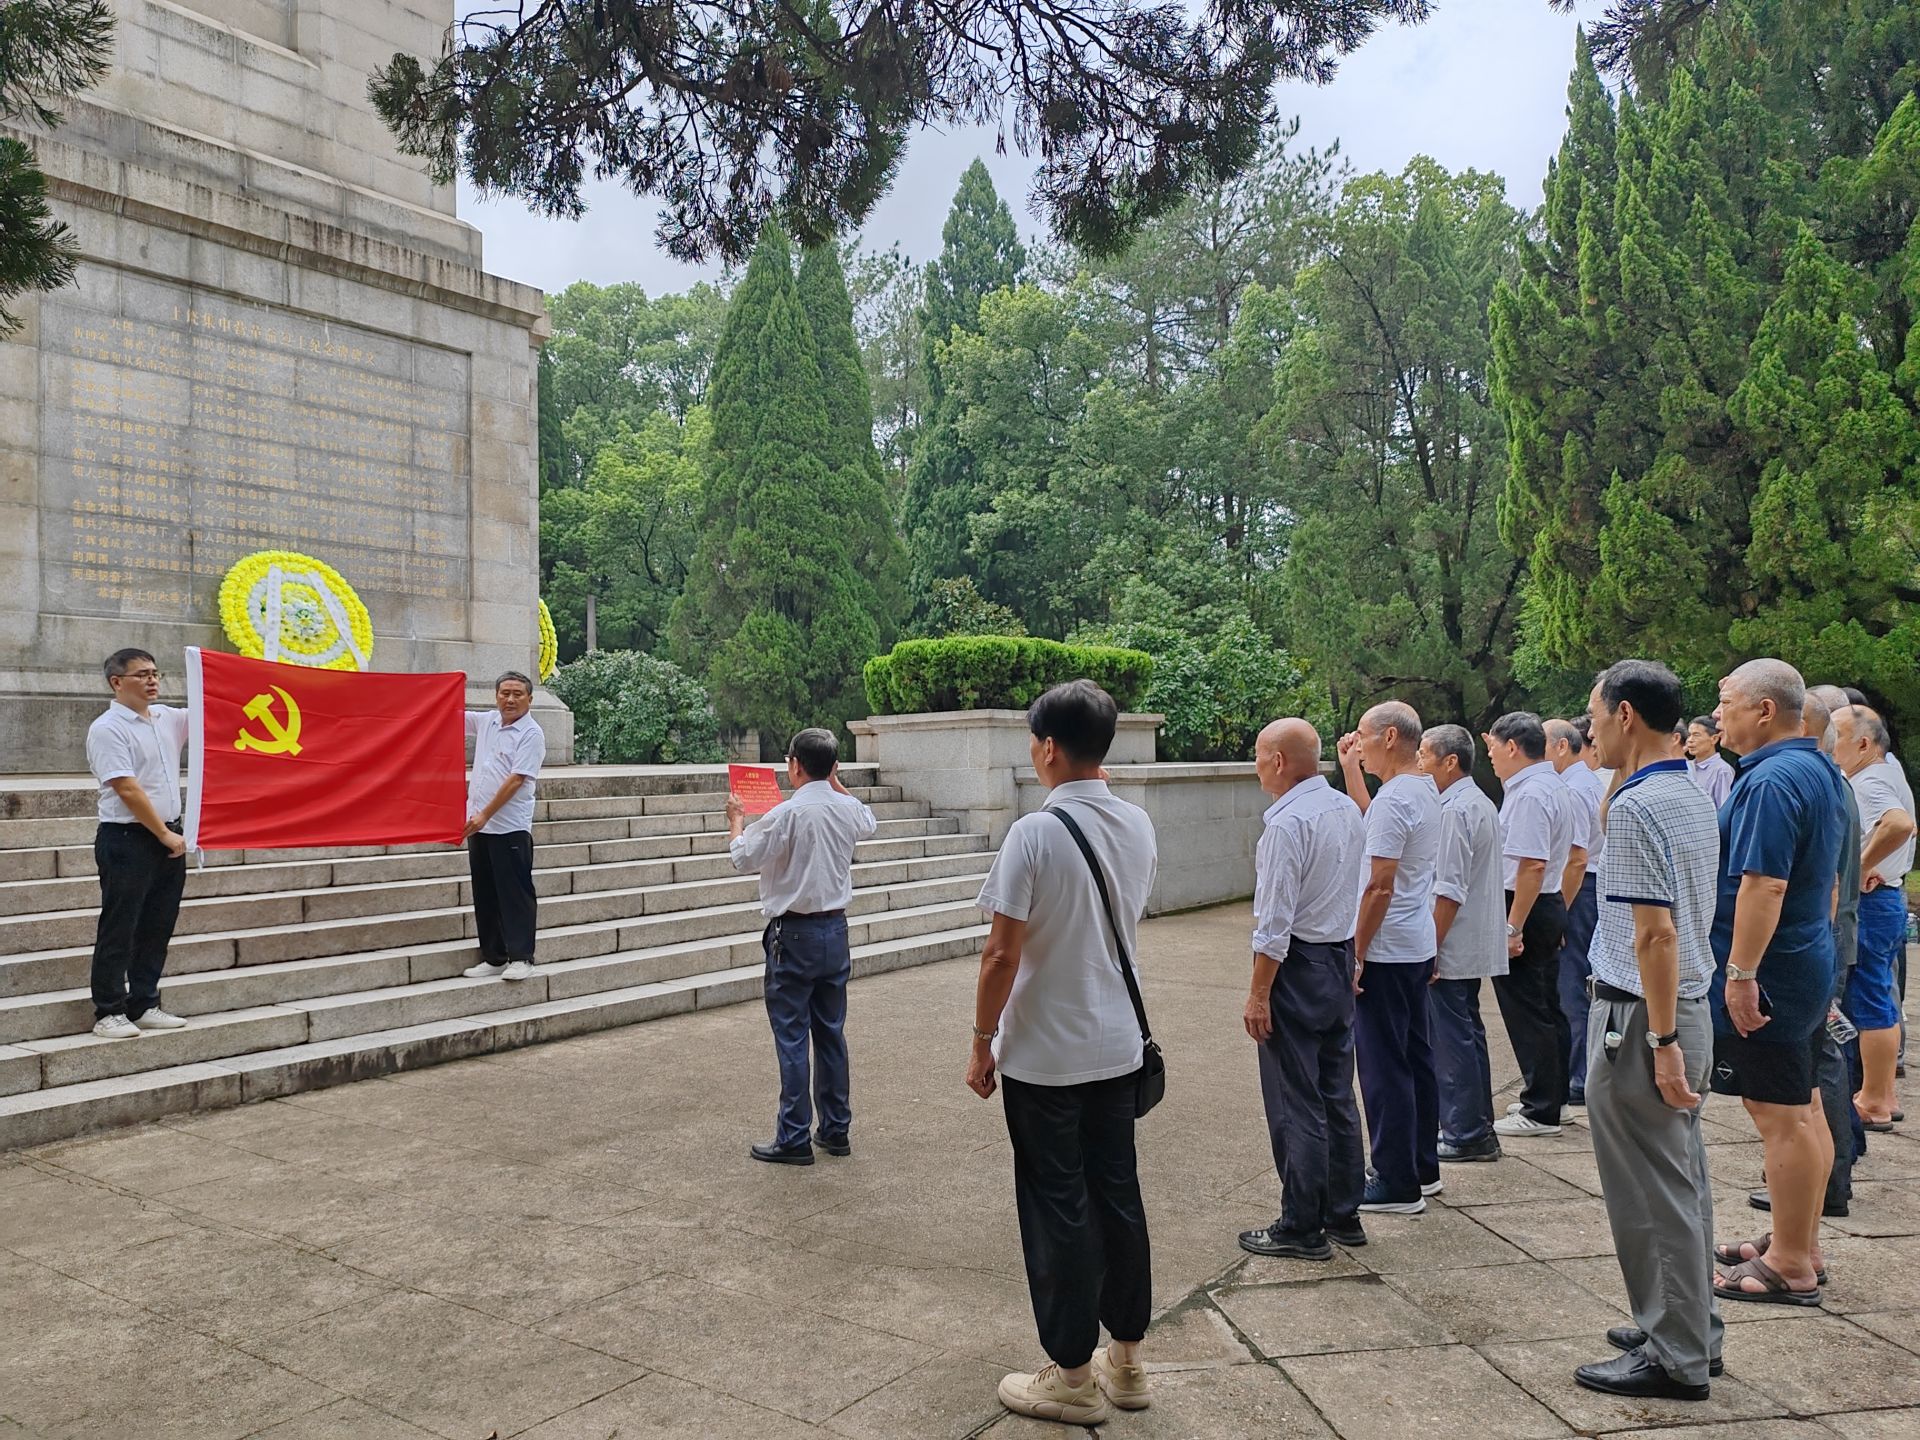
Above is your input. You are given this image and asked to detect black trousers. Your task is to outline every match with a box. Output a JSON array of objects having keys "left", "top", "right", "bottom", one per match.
[
  {"left": 91, "top": 822, "right": 185, "bottom": 1021},
  {"left": 468, "top": 831, "right": 536, "bottom": 962},
  {"left": 1002, "top": 1072, "right": 1152, "bottom": 1369},
  {"left": 1258, "top": 938, "right": 1366, "bottom": 1235},
  {"left": 1492, "top": 889, "right": 1569, "bottom": 1125}
]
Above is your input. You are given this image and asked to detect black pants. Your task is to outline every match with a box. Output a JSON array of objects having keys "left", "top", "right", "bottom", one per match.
[
  {"left": 1493, "top": 889, "right": 1568, "bottom": 1125},
  {"left": 1003, "top": 1073, "right": 1152, "bottom": 1369},
  {"left": 762, "top": 912, "right": 852, "bottom": 1151},
  {"left": 1355, "top": 957, "right": 1439, "bottom": 1198},
  {"left": 91, "top": 822, "right": 185, "bottom": 1020},
  {"left": 1258, "top": 938, "right": 1365, "bottom": 1235},
  {"left": 468, "top": 831, "right": 536, "bottom": 962}
]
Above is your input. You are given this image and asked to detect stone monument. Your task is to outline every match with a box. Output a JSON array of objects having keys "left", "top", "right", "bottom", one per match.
[{"left": 0, "top": 0, "right": 570, "bottom": 771}]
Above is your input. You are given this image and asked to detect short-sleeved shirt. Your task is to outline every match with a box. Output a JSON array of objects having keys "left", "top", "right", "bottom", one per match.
[
  {"left": 1498, "top": 760, "right": 1576, "bottom": 892},
  {"left": 1689, "top": 754, "right": 1736, "bottom": 810},
  {"left": 1358, "top": 772, "right": 1441, "bottom": 964},
  {"left": 977, "top": 780, "right": 1158, "bottom": 1086},
  {"left": 1561, "top": 761, "right": 1606, "bottom": 866},
  {"left": 1852, "top": 759, "right": 1916, "bottom": 887},
  {"left": 465, "top": 710, "right": 545, "bottom": 834},
  {"left": 1834, "top": 784, "right": 1862, "bottom": 986},
  {"left": 1591, "top": 761, "right": 1719, "bottom": 999},
  {"left": 1252, "top": 776, "right": 1363, "bottom": 961},
  {"left": 86, "top": 701, "right": 188, "bottom": 825},
  {"left": 1433, "top": 779, "right": 1507, "bottom": 980},
  {"left": 1709, "top": 737, "right": 1847, "bottom": 1041},
  {"left": 729, "top": 780, "right": 878, "bottom": 915}
]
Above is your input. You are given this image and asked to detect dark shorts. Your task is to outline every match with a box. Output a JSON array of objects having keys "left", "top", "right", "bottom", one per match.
[{"left": 1712, "top": 1022, "right": 1822, "bottom": 1106}]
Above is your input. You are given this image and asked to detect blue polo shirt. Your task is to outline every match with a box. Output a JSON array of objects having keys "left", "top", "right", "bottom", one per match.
[{"left": 1709, "top": 737, "right": 1847, "bottom": 1043}]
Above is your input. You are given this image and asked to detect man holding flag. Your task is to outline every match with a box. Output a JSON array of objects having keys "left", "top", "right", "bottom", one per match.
[{"left": 461, "top": 672, "right": 546, "bottom": 982}]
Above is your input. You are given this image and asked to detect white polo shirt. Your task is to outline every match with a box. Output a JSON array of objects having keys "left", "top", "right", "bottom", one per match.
[
  {"left": 1852, "top": 759, "right": 1917, "bottom": 887},
  {"left": 86, "top": 702, "right": 187, "bottom": 825},
  {"left": 729, "top": 780, "right": 878, "bottom": 916},
  {"left": 465, "top": 710, "right": 545, "bottom": 835},
  {"left": 1498, "top": 760, "right": 1576, "bottom": 892},
  {"left": 1561, "top": 760, "right": 1606, "bottom": 867},
  {"left": 1251, "top": 775, "right": 1363, "bottom": 961},
  {"left": 977, "top": 780, "right": 1158, "bottom": 1086},
  {"left": 1359, "top": 771, "right": 1441, "bottom": 963},
  {"left": 1433, "top": 779, "right": 1507, "bottom": 981}
]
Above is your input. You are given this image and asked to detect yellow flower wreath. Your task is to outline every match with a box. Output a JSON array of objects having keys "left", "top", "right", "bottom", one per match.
[
  {"left": 218, "top": 550, "right": 374, "bottom": 671},
  {"left": 537, "top": 598, "right": 559, "bottom": 682}
]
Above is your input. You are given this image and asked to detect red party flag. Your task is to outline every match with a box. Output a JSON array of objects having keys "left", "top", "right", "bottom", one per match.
[
  {"left": 728, "top": 764, "right": 785, "bottom": 816},
  {"left": 184, "top": 647, "right": 466, "bottom": 850}
]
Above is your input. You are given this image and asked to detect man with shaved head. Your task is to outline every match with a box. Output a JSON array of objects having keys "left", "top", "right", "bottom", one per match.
[
  {"left": 1708, "top": 659, "right": 1846, "bottom": 1308},
  {"left": 1338, "top": 701, "right": 1444, "bottom": 1213},
  {"left": 1240, "top": 718, "right": 1368, "bottom": 1260}
]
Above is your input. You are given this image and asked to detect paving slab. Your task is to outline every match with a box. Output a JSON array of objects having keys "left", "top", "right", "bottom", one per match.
[
  {"left": 1461, "top": 1195, "right": 1622, "bottom": 1260},
  {"left": 819, "top": 1352, "right": 1008, "bottom": 1440},
  {"left": 1823, "top": 1407, "right": 1920, "bottom": 1438},
  {"left": 997, "top": 1361, "right": 1339, "bottom": 1439},
  {"left": 1384, "top": 1259, "right": 1627, "bottom": 1345},
  {"left": 1847, "top": 1309, "right": 1920, "bottom": 1355},
  {"left": 1140, "top": 1294, "right": 1259, "bottom": 1370},
  {"left": 1281, "top": 1343, "right": 1572, "bottom": 1439},
  {"left": 514, "top": 1374, "right": 823, "bottom": 1440},
  {"left": 1215, "top": 1274, "right": 1454, "bottom": 1357},
  {"left": 30, "top": 1121, "right": 272, "bottom": 1192},
  {"left": 1428, "top": 1154, "right": 1593, "bottom": 1204},
  {"left": 245, "top": 1398, "right": 443, "bottom": 1439},
  {"left": 1720, "top": 1314, "right": 1920, "bottom": 1414},
  {"left": 1344, "top": 1202, "right": 1532, "bottom": 1273},
  {"left": 1479, "top": 1334, "right": 1787, "bottom": 1431}
]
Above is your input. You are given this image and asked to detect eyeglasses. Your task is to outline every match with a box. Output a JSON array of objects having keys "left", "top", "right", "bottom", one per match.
[{"left": 121, "top": 669, "right": 163, "bottom": 682}]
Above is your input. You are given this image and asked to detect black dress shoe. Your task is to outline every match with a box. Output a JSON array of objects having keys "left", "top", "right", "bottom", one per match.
[
  {"left": 1607, "top": 1326, "right": 1721, "bottom": 1377},
  {"left": 1576, "top": 1347, "right": 1709, "bottom": 1400},
  {"left": 814, "top": 1134, "right": 851, "bottom": 1157},
  {"left": 1437, "top": 1136, "right": 1502, "bottom": 1163},
  {"left": 750, "top": 1141, "right": 815, "bottom": 1166},
  {"left": 1238, "top": 1225, "right": 1332, "bottom": 1260},
  {"left": 1747, "top": 1188, "right": 1848, "bottom": 1217},
  {"left": 1325, "top": 1216, "right": 1368, "bottom": 1248}
]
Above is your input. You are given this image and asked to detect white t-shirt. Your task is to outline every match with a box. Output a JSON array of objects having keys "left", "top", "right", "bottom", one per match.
[
  {"left": 977, "top": 780, "right": 1158, "bottom": 1086},
  {"left": 1851, "top": 759, "right": 1916, "bottom": 887},
  {"left": 1358, "top": 772, "right": 1441, "bottom": 963}
]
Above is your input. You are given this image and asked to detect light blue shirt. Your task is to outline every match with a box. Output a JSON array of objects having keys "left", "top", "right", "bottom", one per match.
[
  {"left": 86, "top": 701, "right": 187, "bottom": 825},
  {"left": 1433, "top": 778, "right": 1507, "bottom": 980},
  {"left": 1359, "top": 772, "right": 1441, "bottom": 964},
  {"left": 1498, "top": 760, "right": 1576, "bottom": 892},
  {"left": 1252, "top": 776, "right": 1364, "bottom": 961},
  {"left": 1593, "top": 761, "right": 1720, "bottom": 1000}
]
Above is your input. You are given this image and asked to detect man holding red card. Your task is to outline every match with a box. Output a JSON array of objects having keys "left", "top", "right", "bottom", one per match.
[{"left": 727, "top": 728, "right": 877, "bottom": 1165}]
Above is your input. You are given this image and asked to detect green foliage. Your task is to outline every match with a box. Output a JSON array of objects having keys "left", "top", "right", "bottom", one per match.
[
  {"left": 863, "top": 638, "right": 1153, "bottom": 716},
  {"left": 1072, "top": 620, "right": 1325, "bottom": 763},
  {"left": 923, "top": 577, "right": 1026, "bottom": 638},
  {"left": 0, "top": 0, "right": 112, "bottom": 336},
  {"left": 547, "top": 650, "right": 724, "bottom": 764}
]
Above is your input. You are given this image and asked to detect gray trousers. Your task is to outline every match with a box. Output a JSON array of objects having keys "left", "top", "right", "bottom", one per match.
[{"left": 1586, "top": 992, "right": 1723, "bottom": 1385}]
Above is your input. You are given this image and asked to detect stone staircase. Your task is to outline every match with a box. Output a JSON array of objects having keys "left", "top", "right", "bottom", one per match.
[{"left": 0, "top": 765, "right": 993, "bottom": 1149}]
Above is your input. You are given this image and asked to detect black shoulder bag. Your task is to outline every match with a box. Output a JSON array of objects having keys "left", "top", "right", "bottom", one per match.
[{"left": 1049, "top": 808, "right": 1166, "bottom": 1117}]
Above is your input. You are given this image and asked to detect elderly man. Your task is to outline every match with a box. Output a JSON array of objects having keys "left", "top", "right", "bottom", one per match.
[
  {"left": 1548, "top": 717, "right": 1605, "bottom": 1106},
  {"left": 1486, "top": 712, "right": 1578, "bottom": 1137},
  {"left": 1575, "top": 659, "right": 1723, "bottom": 1400},
  {"left": 1420, "top": 725, "right": 1507, "bottom": 1164},
  {"left": 460, "top": 672, "right": 547, "bottom": 983},
  {"left": 1686, "top": 717, "right": 1736, "bottom": 809},
  {"left": 1338, "top": 702, "right": 1444, "bottom": 1213},
  {"left": 1709, "top": 659, "right": 1845, "bottom": 1307},
  {"left": 1829, "top": 705, "right": 1912, "bottom": 1131},
  {"left": 1240, "top": 718, "right": 1368, "bottom": 1260}
]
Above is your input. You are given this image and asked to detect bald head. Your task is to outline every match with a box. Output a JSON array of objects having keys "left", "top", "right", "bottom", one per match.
[
  {"left": 1808, "top": 684, "right": 1851, "bottom": 714},
  {"left": 1803, "top": 692, "right": 1832, "bottom": 743},
  {"left": 1361, "top": 701, "right": 1421, "bottom": 753},
  {"left": 1719, "top": 658, "right": 1806, "bottom": 756},
  {"left": 1725, "top": 659, "right": 1806, "bottom": 713},
  {"left": 1259, "top": 718, "right": 1323, "bottom": 772}
]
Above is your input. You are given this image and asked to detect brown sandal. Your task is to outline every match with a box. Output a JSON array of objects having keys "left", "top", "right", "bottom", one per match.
[
  {"left": 1713, "top": 1255, "right": 1822, "bottom": 1307},
  {"left": 1713, "top": 1232, "right": 1827, "bottom": 1285}
]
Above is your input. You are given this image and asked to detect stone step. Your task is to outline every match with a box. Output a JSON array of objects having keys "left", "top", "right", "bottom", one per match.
[
  {"left": 0, "top": 896, "right": 984, "bottom": 1045},
  {"left": 0, "top": 827, "right": 990, "bottom": 918},
  {"left": 0, "top": 869, "right": 991, "bottom": 998},
  {"left": 0, "top": 922, "right": 991, "bottom": 1149}
]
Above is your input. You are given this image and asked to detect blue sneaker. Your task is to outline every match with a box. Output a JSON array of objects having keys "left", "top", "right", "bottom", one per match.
[{"left": 1357, "top": 1179, "right": 1425, "bottom": 1215}]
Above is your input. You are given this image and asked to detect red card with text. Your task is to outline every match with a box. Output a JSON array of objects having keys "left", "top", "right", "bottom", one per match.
[{"left": 728, "top": 765, "right": 785, "bottom": 816}]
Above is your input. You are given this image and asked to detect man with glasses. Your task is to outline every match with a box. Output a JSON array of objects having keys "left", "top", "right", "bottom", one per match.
[{"left": 84, "top": 649, "right": 190, "bottom": 1038}]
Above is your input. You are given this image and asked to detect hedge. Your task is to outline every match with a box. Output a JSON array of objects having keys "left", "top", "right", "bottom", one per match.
[
  {"left": 548, "top": 649, "right": 726, "bottom": 764},
  {"left": 863, "top": 637, "right": 1154, "bottom": 715}
]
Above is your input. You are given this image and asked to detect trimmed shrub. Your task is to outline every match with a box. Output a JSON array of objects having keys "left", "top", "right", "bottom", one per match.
[
  {"left": 549, "top": 650, "right": 726, "bottom": 764},
  {"left": 863, "top": 636, "right": 1153, "bottom": 715}
]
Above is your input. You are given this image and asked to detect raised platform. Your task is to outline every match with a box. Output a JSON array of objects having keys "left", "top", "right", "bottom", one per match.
[{"left": 0, "top": 766, "right": 993, "bottom": 1148}]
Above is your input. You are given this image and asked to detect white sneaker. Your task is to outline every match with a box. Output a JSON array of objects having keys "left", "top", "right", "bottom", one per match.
[
  {"left": 502, "top": 960, "right": 534, "bottom": 981},
  {"left": 132, "top": 1008, "right": 186, "bottom": 1030},
  {"left": 462, "top": 962, "right": 508, "bottom": 978},
  {"left": 92, "top": 1015, "right": 140, "bottom": 1039},
  {"left": 1421, "top": 1178, "right": 1445, "bottom": 1197},
  {"left": 1506, "top": 1100, "right": 1526, "bottom": 1115},
  {"left": 1494, "top": 1113, "right": 1562, "bottom": 1137},
  {"left": 998, "top": 1364, "right": 1111, "bottom": 1425},
  {"left": 1092, "top": 1345, "right": 1150, "bottom": 1410}
]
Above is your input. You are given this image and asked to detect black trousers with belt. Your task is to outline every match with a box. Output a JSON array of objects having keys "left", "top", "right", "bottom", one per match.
[
  {"left": 468, "top": 830, "right": 537, "bottom": 962},
  {"left": 1002, "top": 1072, "right": 1152, "bottom": 1369},
  {"left": 1493, "top": 889, "right": 1569, "bottom": 1125},
  {"left": 91, "top": 821, "right": 186, "bottom": 1021},
  {"left": 1258, "top": 937, "right": 1366, "bottom": 1235}
]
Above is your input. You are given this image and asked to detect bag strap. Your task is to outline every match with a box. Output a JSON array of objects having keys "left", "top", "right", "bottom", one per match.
[{"left": 1048, "top": 807, "right": 1153, "bottom": 1045}]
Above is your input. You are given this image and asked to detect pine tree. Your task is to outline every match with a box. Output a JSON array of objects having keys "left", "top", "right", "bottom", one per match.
[
  {"left": 902, "top": 161, "right": 1027, "bottom": 606},
  {"left": 668, "top": 223, "right": 888, "bottom": 746}
]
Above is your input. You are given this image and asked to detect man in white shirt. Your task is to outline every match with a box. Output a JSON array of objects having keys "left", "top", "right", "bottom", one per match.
[
  {"left": 1239, "top": 717, "right": 1367, "bottom": 1261},
  {"left": 1685, "top": 717, "right": 1736, "bottom": 809},
  {"left": 1338, "top": 701, "right": 1443, "bottom": 1213},
  {"left": 460, "top": 672, "right": 546, "bottom": 983},
  {"left": 729, "top": 727, "right": 877, "bottom": 1167},
  {"left": 966, "top": 682, "right": 1158, "bottom": 1426},
  {"left": 1420, "top": 725, "right": 1507, "bottom": 1164},
  {"left": 1486, "top": 711, "right": 1577, "bottom": 1136},
  {"left": 83, "top": 648, "right": 190, "bottom": 1039},
  {"left": 1548, "top": 717, "right": 1606, "bottom": 1105},
  {"left": 1828, "top": 706, "right": 1912, "bottom": 1129}
]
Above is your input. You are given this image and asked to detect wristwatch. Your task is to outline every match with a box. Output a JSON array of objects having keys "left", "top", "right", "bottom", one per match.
[
  {"left": 971, "top": 1024, "right": 997, "bottom": 1043},
  {"left": 1505, "top": 923, "right": 1521, "bottom": 939},
  {"left": 1646, "top": 1030, "right": 1679, "bottom": 1049},
  {"left": 1727, "top": 964, "right": 1761, "bottom": 983}
]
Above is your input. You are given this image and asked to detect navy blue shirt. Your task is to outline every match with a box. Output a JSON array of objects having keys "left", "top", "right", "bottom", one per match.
[{"left": 1709, "top": 737, "right": 1847, "bottom": 1042}]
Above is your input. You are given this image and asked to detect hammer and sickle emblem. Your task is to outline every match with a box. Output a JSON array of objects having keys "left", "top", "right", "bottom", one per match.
[{"left": 234, "top": 686, "right": 303, "bottom": 756}]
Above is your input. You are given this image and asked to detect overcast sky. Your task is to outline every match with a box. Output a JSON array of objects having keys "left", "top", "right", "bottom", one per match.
[{"left": 459, "top": 0, "right": 1609, "bottom": 297}]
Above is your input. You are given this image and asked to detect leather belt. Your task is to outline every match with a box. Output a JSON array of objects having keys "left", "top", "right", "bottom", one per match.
[
  {"left": 783, "top": 909, "right": 845, "bottom": 920},
  {"left": 1587, "top": 977, "right": 1641, "bottom": 1004}
]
